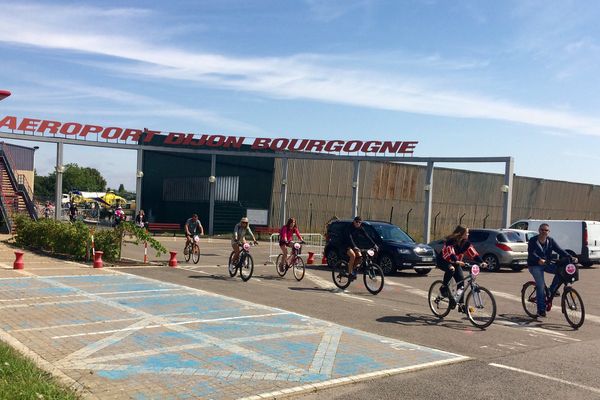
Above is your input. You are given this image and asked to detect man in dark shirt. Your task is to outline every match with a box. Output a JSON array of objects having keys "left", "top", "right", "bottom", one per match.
[
  {"left": 527, "top": 223, "right": 577, "bottom": 317},
  {"left": 343, "top": 216, "right": 377, "bottom": 279}
]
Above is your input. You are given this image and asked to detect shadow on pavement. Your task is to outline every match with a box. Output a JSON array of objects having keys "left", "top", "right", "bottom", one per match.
[{"left": 376, "top": 313, "right": 469, "bottom": 331}]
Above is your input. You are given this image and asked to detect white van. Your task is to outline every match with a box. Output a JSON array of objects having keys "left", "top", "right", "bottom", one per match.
[{"left": 509, "top": 219, "right": 600, "bottom": 267}]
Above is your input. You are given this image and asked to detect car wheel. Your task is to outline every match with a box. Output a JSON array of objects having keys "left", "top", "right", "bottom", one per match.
[
  {"left": 379, "top": 254, "right": 395, "bottom": 275},
  {"left": 483, "top": 254, "right": 500, "bottom": 272},
  {"left": 415, "top": 268, "right": 431, "bottom": 275},
  {"left": 326, "top": 248, "right": 339, "bottom": 268}
]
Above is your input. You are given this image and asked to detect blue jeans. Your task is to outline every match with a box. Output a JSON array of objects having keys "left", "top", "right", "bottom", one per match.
[{"left": 528, "top": 264, "right": 561, "bottom": 314}]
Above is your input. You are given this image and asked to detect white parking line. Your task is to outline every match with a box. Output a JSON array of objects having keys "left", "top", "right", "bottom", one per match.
[{"left": 489, "top": 363, "right": 600, "bottom": 394}]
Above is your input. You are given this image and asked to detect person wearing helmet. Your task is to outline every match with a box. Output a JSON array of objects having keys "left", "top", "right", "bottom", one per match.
[
  {"left": 113, "top": 205, "right": 125, "bottom": 226},
  {"left": 231, "top": 217, "right": 257, "bottom": 265}
]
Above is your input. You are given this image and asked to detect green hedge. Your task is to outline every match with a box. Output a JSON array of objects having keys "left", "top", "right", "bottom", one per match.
[{"left": 14, "top": 216, "right": 166, "bottom": 262}]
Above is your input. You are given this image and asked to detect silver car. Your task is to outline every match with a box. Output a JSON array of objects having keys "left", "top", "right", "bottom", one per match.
[{"left": 428, "top": 228, "right": 529, "bottom": 272}]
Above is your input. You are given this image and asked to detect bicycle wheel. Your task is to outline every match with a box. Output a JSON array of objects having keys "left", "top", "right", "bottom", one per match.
[
  {"left": 428, "top": 280, "right": 452, "bottom": 318},
  {"left": 192, "top": 244, "right": 200, "bottom": 264},
  {"left": 293, "top": 257, "right": 305, "bottom": 281},
  {"left": 465, "top": 286, "right": 497, "bottom": 329},
  {"left": 276, "top": 254, "right": 287, "bottom": 277},
  {"left": 240, "top": 254, "right": 254, "bottom": 282},
  {"left": 562, "top": 287, "right": 585, "bottom": 329},
  {"left": 521, "top": 281, "right": 538, "bottom": 318},
  {"left": 363, "top": 263, "right": 384, "bottom": 295},
  {"left": 331, "top": 261, "right": 351, "bottom": 290},
  {"left": 228, "top": 252, "right": 237, "bottom": 277},
  {"left": 184, "top": 243, "right": 192, "bottom": 262}
]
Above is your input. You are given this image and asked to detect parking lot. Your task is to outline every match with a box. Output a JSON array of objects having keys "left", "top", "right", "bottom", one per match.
[{"left": 1, "top": 237, "right": 599, "bottom": 399}]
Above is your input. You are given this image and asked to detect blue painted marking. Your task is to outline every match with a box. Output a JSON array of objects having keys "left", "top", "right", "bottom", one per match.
[{"left": 1, "top": 274, "right": 466, "bottom": 399}]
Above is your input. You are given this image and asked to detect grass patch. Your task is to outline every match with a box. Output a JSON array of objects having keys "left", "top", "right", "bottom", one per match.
[{"left": 0, "top": 341, "right": 79, "bottom": 400}]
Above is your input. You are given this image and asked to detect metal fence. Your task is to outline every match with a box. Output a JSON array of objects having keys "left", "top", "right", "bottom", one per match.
[{"left": 268, "top": 233, "right": 324, "bottom": 265}]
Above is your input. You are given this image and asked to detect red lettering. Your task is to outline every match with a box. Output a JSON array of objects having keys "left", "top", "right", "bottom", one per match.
[
  {"left": 143, "top": 129, "right": 160, "bottom": 143},
  {"left": 79, "top": 125, "right": 103, "bottom": 137},
  {"left": 101, "top": 127, "right": 123, "bottom": 140},
  {"left": 38, "top": 120, "right": 61, "bottom": 134},
  {"left": 342, "top": 140, "right": 362, "bottom": 152},
  {"left": 190, "top": 134, "right": 209, "bottom": 146},
  {"left": 206, "top": 135, "right": 225, "bottom": 147},
  {"left": 0, "top": 116, "right": 17, "bottom": 130},
  {"left": 287, "top": 139, "right": 308, "bottom": 151},
  {"left": 60, "top": 122, "right": 82, "bottom": 135},
  {"left": 305, "top": 140, "right": 326, "bottom": 152},
  {"left": 361, "top": 141, "right": 382, "bottom": 153},
  {"left": 17, "top": 118, "right": 40, "bottom": 132},
  {"left": 180, "top": 134, "right": 196, "bottom": 145},
  {"left": 379, "top": 141, "right": 401, "bottom": 153},
  {"left": 224, "top": 136, "right": 245, "bottom": 149},
  {"left": 120, "top": 128, "right": 142, "bottom": 142},
  {"left": 251, "top": 138, "right": 271, "bottom": 150},
  {"left": 324, "top": 140, "right": 344, "bottom": 152},
  {"left": 270, "top": 138, "right": 289, "bottom": 151},
  {"left": 399, "top": 141, "right": 418, "bottom": 154},
  {"left": 165, "top": 132, "right": 185, "bottom": 145}
]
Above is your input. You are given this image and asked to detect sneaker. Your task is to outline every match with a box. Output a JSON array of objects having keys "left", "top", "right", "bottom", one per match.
[
  {"left": 537, "top": 311, "right": 547, "bottom": 318},
  {"left": 349, "top": 273, "right": 357, "bottom": 282},
  {"left": 440, "top": 285, "right": 450, "bottom": 298}
]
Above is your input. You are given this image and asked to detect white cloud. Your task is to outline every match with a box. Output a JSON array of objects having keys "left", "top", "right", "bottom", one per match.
[{"left": 2, "top": 3, "right": 600, "bottom": 137}]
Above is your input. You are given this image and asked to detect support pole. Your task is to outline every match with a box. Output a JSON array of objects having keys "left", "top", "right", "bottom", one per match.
[
  {"left": 352, "top": 160, "right": 360, "bottom": 217},
  {"left": 209, "top": 154, "right": 216, "bottom": 235},
  {"left": 423, "top": 161, "right": 434, "bottom": 243},
  {"left": 279, "top": 158, "right": 288, "bottom": 226},
  {"left": 501, "top": 157, "right": 514, "bottom": 228},
  {"left": 54, "top": 143, "right": 63, "bottom": 220},
  {"left": 135, "top": 148, "right": 143, "bottom": 213}
]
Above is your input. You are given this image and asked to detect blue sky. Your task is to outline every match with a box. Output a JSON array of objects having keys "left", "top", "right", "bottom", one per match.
[{"left": 1, "top": 0, "right": 600, "bottom": 190}]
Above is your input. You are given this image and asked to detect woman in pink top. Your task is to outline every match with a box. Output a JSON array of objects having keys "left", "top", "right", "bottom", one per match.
[{"left": 278, "top": 218, "right": 304, "bottom": 269}]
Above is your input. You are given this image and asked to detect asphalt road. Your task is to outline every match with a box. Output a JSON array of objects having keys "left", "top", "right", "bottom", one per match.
[{"left": 119, "top": 237, "right": 600, "bottom": 400}]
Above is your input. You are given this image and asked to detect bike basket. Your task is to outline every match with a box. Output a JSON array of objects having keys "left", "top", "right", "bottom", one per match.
[
  {"left": 293, "top": 242, "right": 302, "bottom": 253},
  {"left": 243, "top": 243, "right": 251, "bottom": 251},
  {"left": 558, "top": 263, "right": 579, "bottom": 283}
]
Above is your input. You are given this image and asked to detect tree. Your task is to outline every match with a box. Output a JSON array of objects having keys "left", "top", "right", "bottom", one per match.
[
  {"left": 34, "top": 164, "right": 107, "bottom": 198},
  {"left": 117, "top": 184, "right": 125, "bottom": 195}
]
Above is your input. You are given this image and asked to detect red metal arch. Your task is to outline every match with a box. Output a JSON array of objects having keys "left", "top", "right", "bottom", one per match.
[{"left": 0, "top": 90, "right": 11, "bottom": 101}]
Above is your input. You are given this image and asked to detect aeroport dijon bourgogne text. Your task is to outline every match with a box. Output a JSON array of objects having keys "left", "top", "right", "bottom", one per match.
[{"left": 0, "top": 115, "right": 418, "bottom": 154}]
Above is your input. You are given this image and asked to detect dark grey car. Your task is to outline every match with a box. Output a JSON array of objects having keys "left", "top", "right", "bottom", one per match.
[{"left": 428, "top": 228, "right": 528, "bottom": 272}]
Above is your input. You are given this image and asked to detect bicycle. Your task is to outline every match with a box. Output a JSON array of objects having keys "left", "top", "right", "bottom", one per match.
[
  {"left": 521, "top": 259, "right": 585, "bottom": 329},
  {"left": 228, "top": 241, "right": 255, "bottom": 282},
  {"left": 184, "top": 235, "right": 201, "bottom": 264},
  {"left": 276, "top": 241, "right": 306, "bottom": 281},
  {"left": 331, "top": 247, "right": 384, "bottom": 295},
  {"left": 428, "top": 263, "right": 497, "bottom": 329}
]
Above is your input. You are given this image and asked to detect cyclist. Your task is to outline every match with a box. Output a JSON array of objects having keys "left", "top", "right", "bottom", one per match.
[
  {"left": 436, "top": 225, "right": 487, "bottom": 305},
  {"left": 343, "top": 216, "right": 377, "bottom": 280},
  {"left": 231, "top": 217, "right": 257, "bottom": 265},
  {"left": 184, "top": 214, "right": 204, "bottom": 254},
  {"left": 527, "top": 223, "right": 577, "bottom": 317},
  {"left": 278, "top": 217, "right": 305, "bottom": 271}
]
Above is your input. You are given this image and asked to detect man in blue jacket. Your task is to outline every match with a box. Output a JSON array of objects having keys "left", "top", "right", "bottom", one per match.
[{"left": 527, "top": 223, "right": 577, "bottom": 317}]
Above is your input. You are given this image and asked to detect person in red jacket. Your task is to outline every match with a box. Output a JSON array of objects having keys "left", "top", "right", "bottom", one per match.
[{"left": 278, "top": 218, "right": 304, "bottom": 272}]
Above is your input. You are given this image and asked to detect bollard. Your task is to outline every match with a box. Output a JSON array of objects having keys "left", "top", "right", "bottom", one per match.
[
  {"left": 143, "top": 241, "right": 148, "bottom": 264},
  {"left": 307, "top": 252, "right": 315, "bottom": 265},
  {"left": 169, "top": 251, "right": 178, "bottom": 267},
  {"left": 93, "top": 251, "right": 104, "bottom": 268},
  {"left": 13, "top": 251, "right": 24, "bottom": 270}
]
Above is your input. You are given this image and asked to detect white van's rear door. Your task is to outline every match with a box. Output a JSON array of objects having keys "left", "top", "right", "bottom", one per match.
[{"left": 585, "top": 221, "right": 600, "bottom": 263}]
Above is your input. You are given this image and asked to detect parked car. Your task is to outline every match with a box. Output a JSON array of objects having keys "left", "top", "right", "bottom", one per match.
[
  {"left": 510, "top": 219, "right": 600, "bottom": 267},
  {"left": 324, "top": 220, "right": 436, "bottom": 275},
  {"left": 428, "top": 228, "right": 528, "bottom": 272},
  {"left": 502, "top": 228, "right": 537, "bottom": 243}
]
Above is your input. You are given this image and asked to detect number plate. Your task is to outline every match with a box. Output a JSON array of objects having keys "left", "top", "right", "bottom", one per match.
[
  {"left": 516, "top": 260, "right": 527, "bottom": 265},
  {"left": 421, "top": 257, "right": 433, "bottom": 262}
]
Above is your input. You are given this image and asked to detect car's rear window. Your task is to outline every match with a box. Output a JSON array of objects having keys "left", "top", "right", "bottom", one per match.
[
  {"left": 498, "top": 231, "right": 522, "bottom": 242},
  {"left": 468, "top": 231, "right": 489, "bottom": 243}
]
